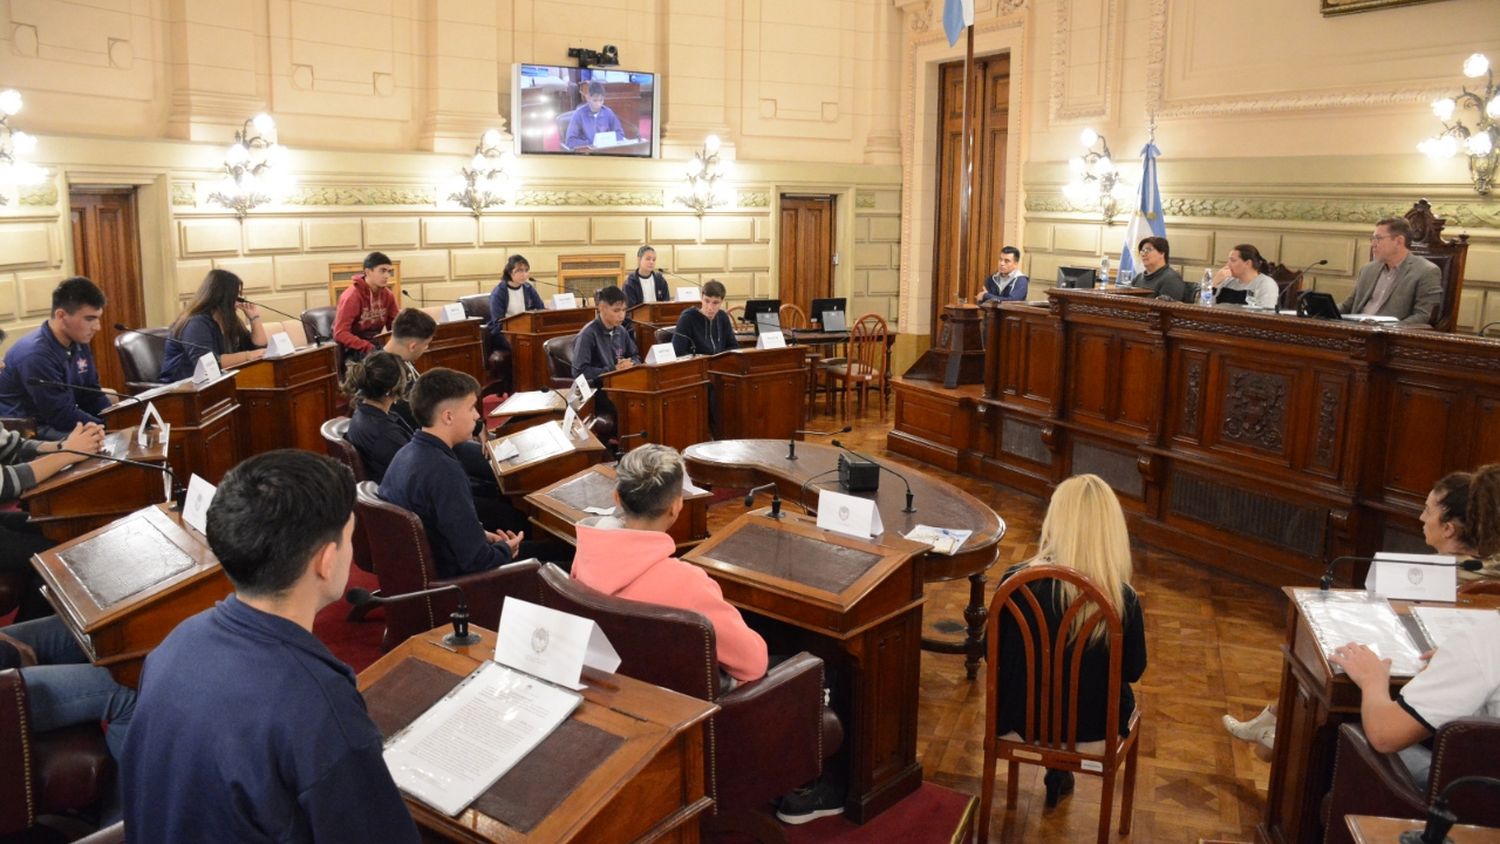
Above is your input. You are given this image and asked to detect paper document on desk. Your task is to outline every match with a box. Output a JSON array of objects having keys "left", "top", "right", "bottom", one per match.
[
  {"left": 1411, "top": 606, "right": 1500, "bottom": 651},
  {"left": 1292, "top": 588, "right": 1426, "bottom": 676},
  {"left": 903, "top": 525, "right": 973, "bottom": 555},
  {"left": 1341, "top": 314, "right": 1398, "bottom": 324},
  {"left": 383, "top": 661, "right": 581, "bottom": 817}
]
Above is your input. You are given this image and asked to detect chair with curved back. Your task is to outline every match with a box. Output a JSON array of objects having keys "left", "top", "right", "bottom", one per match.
[
  {"left": 1268, "top": 262, "right": 1305, "bottom": 311},
  {"left": 821, "top": 313, "right": 890, "bottom": 420},
  {"left": 319, "top": 417, "right": 374, "bottom": 584},
  {"left": 778, "top": 303, "right": 809, "bottom": 330},
  {"left": 976, "top": 565, "right": 1142, "bottom": 844},
  {"left": 114, "top": 327, "right": 169, "bottom": 392},
  {"left": 727, "top": 305, "right": 751, "bottom": 332},
  {"left": 534, "top": 564, "right": 839, "bottom": 842},
  {"left": 352, "top": 481, "right": 544, "bottom": 650},
  {"left": 543, "top": 334, "right": 578, "bottom": 391},
  {"left": 1403, "top": 198, "right": 1469, "bottom": 332},
  {"left": 0, "top": 669, "right": 115, "bottom": 842}
]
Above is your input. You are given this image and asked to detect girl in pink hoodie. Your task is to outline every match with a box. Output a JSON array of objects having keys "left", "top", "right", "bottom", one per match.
[{"left": 572, "top": 445, "right": 769, "bottom": 683}]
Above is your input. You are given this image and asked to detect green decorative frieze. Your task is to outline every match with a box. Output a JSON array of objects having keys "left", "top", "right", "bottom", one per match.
[
  {"left": 284, "top": 186, "right": 438, "bottom": 206},
  {"left": 17, "top": 184, "right": 59, "bottom": 206},
  {"left": 170, "top": 182, "right": 197, "bottom": 207},
  {"left": 1026, "top": 194, "right": 1500, "bottom": 228},
  {"left": 514, "top": 189, "right": 663, "bottom": 207},
  {"left": 738, "top": 191, "right": 769, "bottom": 208},
  {"left": 855, "top": 191, "right": 878, "bottom": 209}
]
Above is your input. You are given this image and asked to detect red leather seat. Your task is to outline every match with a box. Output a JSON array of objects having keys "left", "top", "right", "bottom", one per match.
[{"left": 0, "top": 669, "right": 114, "bottom": 842}]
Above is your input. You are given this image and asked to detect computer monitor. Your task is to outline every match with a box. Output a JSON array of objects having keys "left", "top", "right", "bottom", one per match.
[
  {"left": 1056, "top": 267, "right": 1097, "bottom": 289},
  {"left": 744, "top": 299, "right": 781, "bottom": 334},
  {"left": 810, "top": 297, "right": 847, "bottom": 326}
]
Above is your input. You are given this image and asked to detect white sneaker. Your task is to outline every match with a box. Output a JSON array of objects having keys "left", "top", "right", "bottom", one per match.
[{"left": 1223, "top": 706, "right": 1276, "bottom": 748}]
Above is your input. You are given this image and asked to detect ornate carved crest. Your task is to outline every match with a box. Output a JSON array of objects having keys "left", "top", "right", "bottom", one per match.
[
  {"left": 1180, "top": 358, "right": 1204, "bottom": 435},
  {"left": 1315, "top": 384, "right": 1340, "bottom": 467},
  {"left": 1220, "top": 371, "right": 1288, "bottom": 452}
]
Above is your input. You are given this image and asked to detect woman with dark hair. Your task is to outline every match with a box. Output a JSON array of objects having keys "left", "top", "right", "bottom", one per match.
[
  {"left": 160, "top": 269, "right": 267, "bottom": 381},
  {"left": 486, "top": 254, "right": 545, "bottom": 347},
  {"left": 342, "top": 351, "right": 410, "bottom": 482},
  {"left": 1209, "top": 243, "right": 1280, "bottom": 308},
  {"left": 624, "top": 245, "right": 670, "bottom": 309}
]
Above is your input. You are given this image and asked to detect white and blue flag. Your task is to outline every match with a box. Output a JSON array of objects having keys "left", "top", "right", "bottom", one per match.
[
  {"left": 944, "top": 0, "right": 975, "bottom": 46},
  {"left": 1118, "top": 141, "right": 1165, "bottom": 275}
]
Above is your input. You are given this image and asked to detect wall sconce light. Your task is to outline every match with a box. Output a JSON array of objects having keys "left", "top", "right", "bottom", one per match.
[
  {"left": 675, "top": 135, "right": 731, "bottom": 217},
  {"left": 1418, "top": 53, "right": 1498, "bottom": 195},
  {"left": 1063, "top": 128, "right": 1129, "bottom": 222},
  {"left": 206, "top": 113, "right": 292, "bottom": 218},
  {"left": 447, "top": 129, "right": 518, "bottom": 217},
  {"left": 0, "top": 89, "right": 48, "bottom": 205}
]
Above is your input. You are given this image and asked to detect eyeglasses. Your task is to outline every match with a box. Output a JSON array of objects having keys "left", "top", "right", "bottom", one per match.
[
  {"left": 1369, "top": 234, "right": 1394, "bottom": 243},
  {"left": 1138, "top": 247, "right": 1156, "bottom": 255}
]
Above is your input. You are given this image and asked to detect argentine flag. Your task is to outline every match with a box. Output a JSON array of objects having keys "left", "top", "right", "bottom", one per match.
[
  {"left": 1118, "top": 141, "right": 1166, "bottom": 276},
  {"left": 944, "top": 0, "right": 974, "bottom": 46}
]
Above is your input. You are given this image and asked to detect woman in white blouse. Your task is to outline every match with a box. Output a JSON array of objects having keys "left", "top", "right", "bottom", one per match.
[{"left": 1209, "top": 244, "right": 1281, "bottom": 309}]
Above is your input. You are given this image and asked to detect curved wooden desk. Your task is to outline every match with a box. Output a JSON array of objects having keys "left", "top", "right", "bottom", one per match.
[{"left": 684, "top": 439, "right": 1004, "bottom": 677}]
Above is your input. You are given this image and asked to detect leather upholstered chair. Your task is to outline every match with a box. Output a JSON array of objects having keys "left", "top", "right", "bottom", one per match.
[
  {"left": 653, "top": 327, "right": 675, "bottom": 345},
  {"left": 535, "top": 564, "right": 839, "bottom": 843},
  {"left": 113, "top": 327, "right": 168, "bottom": 392},
  {"left": 300, "top": 306, "right": 337, "bottom": 346},
  {"left": 353, "top": 482, "right": 544, "bottom": 650},
  {"left": 459, "top": 294, "right": 508, "bottom": 384},
  {"left": 1323, "top": 719, "right": 1500, "bottom": 844},
  {"left": 543, "top": 334, "right": 577, "bottom": 391},
  {"left": 0, "top": 669, "right": 115, "bottom": 842},
  {"left": 319, "top": 417, "right": 373, "bottom": 583},
  {"left": 458, "top": 293, "right": 492, "bottom": 323}
]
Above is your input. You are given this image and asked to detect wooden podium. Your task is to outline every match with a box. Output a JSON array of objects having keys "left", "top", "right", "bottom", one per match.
[
  {"left": 487, "top": 420, "right": 608, "bottom": 496},
  {"left": 683, "top": 511, "right": 927, "bottom": 822},
  {"left": 379, "top": 317, "right": 484, "bottom": 378},
  {"left": 600, "top": 357, "right": 709, "bottom": 453},
  {"left": 31, "top": 504, "right": 232, "bottom": 687},
  {"left": 21, "top": 430, "right": 170, "bottom": 542},
  {"left": 357, "top": 625, "right": 717, "bottom": 843},
  {"left": 707, "top": 347, "right": 808, "bottom": 440},
  {"left": 502, "top": 308, "right": 595, "bottom": 392},
  {"left": 233, "top": 344, "right": 339, "bottom": 455},
  {"left": 900, "top": 303, "right": 986, "bottom": 387},
  {"left": 628, "top": 301, "right": 693, "bottom": 353},
  {"left": 100, "top": 372, "right": 242, "bottom": 483},
  {"left": 524, "top": 463, "right": 713, "bottom": 552}
]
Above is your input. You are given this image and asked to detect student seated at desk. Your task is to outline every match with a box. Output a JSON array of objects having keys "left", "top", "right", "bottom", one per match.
[
  {"left": 995, "top": 474, "right": 1147, "bottom": 809},
  {"left": 377, "top": 308, "right": 436, "bottom": 430},
  {"left": 487, "top": 254, "right": 544, "bottom": 346},
  {"left": 624, "top": 245, "right": 670, "bottom": 310},
  {"left": 672, "top": 279, "right": 736, "bottom": 356},
  {"left": 562, "top": 80, "right": 627, "bottom": 151},
  {"left": 572, "top": 285, "right": 639, "bottom": 423},
  {"left": 0, "top": 277, "right": 115, "bottom": 440},
  {"left": 333, "top": 251, "right": 400, "bottom": 364},
  {"left": 978, "top": 246, "right": 1029, "bottom": 305},
  {"left": 159, "top": 269, "right": 267, "bottom": 382},
  {"left": 1208, "top": 244, "right": 1280, "bottom": 309},
  {"left": 121, "top": 450, "right": 420, "bottom": 843}
]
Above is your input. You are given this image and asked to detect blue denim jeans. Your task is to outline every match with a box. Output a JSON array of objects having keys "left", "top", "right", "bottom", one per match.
[{"left": 9, "top": 615, "right": 135, "bottom": 760}]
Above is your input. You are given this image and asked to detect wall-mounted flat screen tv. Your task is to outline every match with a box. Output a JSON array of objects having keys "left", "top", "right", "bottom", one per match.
[{"left": 513, "top": 64, "right": 658, "bottom": 158}]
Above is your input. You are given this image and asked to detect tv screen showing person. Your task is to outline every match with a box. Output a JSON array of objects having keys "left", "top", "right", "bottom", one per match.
[{"left": 513, "top": 65, "right": 657, "bottom": 158}]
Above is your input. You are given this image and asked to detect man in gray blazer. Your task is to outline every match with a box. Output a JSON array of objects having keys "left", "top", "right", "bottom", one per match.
[{"left": 1339, "top": 216, "right": 1444, "bottom": 326}]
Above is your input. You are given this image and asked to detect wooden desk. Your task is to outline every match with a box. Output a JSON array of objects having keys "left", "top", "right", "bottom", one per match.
[
  {"left": 683, "top": 511, "right": 926, "bottom": 822},
  {"left": 502, "top": 308, "right": 595, "bottom": 392},
  {"left": 600, "top": 357, "right": 709, "bottom": 453},
  {"left": 707, "top": 347, "right": 808, "bottom": 440},
  {"left": 524, "top": 463, "right": 713, "bottom": 552},
  {"left": 100, "top": 372, "right": 241, "bottom": 483},
  {"left": 358, "top": 625, "right": 717, "bottom": 843},
  {"left": 21, "top": 430, "right": 170, "bottom": 543},
  {"left": 488, "top": 420, "right": 608, "bottom": 497},
  {"left": 1262, "top": 588, "right": 1500, "bottom": 844},
  {"left": 1347, "top": 815, "right": 1500, "bottom": 843},
  {"left": 32, "top": 504, "right": 231, "bottom": 687},
  {"left": 628, "top": 301, "right": 694, "bottom": 354},
  {"left": 489, "top": 389, "right": 567, "bottom": 434},
  {"left": 683, "top": 439, "right": 1004, "bottom": 678},
  {"left": 378, "top": 317, "right": 484, "bottom": 379},
  {"left": 233, "top": 344, "right": 339, "bottom": 456}
]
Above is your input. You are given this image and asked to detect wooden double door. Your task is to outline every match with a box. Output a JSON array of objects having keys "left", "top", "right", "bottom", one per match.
[{"left": 71, "top": 188, "right": 146, "bottom": 393}]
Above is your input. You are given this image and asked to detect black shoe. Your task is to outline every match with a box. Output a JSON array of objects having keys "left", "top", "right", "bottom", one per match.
[
  {"left": 775, "top": 779, "right": 845, "bottom": 825},
  {"left": 1043, "top": 769, "right": 1074, "bottom": 808}
]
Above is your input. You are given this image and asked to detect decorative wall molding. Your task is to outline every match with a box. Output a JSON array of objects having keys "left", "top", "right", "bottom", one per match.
[
  {"left": 18, "top": 185, "right": 59, "bottom": 207},
  {"left": 855, "top": 191, "right": 878, "bottom": 209},
  {"left": 1025, "top": 193, "right": 1500, "bottom": 228},
  {"left": 170, "top": 182, "right": 197, "bottom": 207},
  {"left": 514, "top": 189, "right": 664, "bottom": 208},
  {"left": 738, "top": 190, "right": 770, "bottom": 208},
  {"left": 284, "top": 186, "right": 438, "bottom": 206},
  {"left": 1050, "top": 0, "right": 1121, "bottom": 122}
]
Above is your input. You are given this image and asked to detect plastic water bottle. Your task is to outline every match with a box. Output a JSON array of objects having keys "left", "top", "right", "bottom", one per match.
[
  {"left": 1099, "top": 256, "right": 1112, "bottom": 289},
  {"left": 1199, "top": 269, "right": 1215, "bottom": 306}
]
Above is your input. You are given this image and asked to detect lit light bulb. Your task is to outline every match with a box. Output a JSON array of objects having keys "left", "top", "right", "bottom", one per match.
[
  {"left": 1462, "top": 53, "right": 1490, "bottom": 79},
  {"left": 1418, "top": 138, "right": 1438, "bottom": 158},
  {"left": 717, "top": 160, "right": 733, "bottom": 182},
  {"left": 251, "top": 112, "right": 276, "bottom": 135},
  {"left": 1431, "top": 98, "right": 1457, "bottom": 121},
  {"left": 16, "top": 161, "right": 47, "bottom": 185},
  {"left": 704, "top": 134, "right": 721, "bottom": 154},
  {"left": 481, "top": 129, "right": 502, "bottom": 149},
  {"left": 1062, "top": 181, "right": 1087, "bottom": 203},
  {"left": 1487, "top": 96, "right": 1500, "bottom": 119},
  {"left": 0, "top": 89, "right": 22, "bottom": 116},
  {"left": 1095, "top": 156, "right": 1114, "bottom": 174},
  {"left": 11, "top": 131, "right": 37, "bottom": 154},
  {"left": 226, "top": 143, "right": 250, "bottom": 165},
  {"left": 1466, "top": 132, "right": 1494, "bottom": 156},
  {"left": 1068, "top": 157, "right": 1086, "bottom": 173},
  {"left": 498, "top": 150, "right": 515, "bottom": 167},
  {"left": 1438, "top": 135, "right": 1459, "bottom": 158},
  {"left": 470, "top": 153, "right": 487, "bottom": 171},
  {"left": 1079, "top": 128, "right": 1098, "bottom": 147}
]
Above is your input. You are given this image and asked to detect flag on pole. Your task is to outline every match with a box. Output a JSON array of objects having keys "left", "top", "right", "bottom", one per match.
[
  {"left": 1118, "top": 141, "right": 1165, "bottom": 276},
  {"left": 944, "top": 0, "right": 975, "bottom": 46}
]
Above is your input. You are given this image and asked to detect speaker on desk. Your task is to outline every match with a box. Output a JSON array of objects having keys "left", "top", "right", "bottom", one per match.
[{"left": 838, "top": 452, "right": 880, "bottom": 493}]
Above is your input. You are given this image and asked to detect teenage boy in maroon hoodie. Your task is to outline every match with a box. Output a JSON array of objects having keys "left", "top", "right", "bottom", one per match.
[{"left": 333, "top": 251, "right": 399, "bottom": 363}]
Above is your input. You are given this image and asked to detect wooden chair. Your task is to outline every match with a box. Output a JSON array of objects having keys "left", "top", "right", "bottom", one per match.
[
  {"left": 778, "top": 303, "right": 809, "bottom": 329},
  {"left": 259, "top": 319, "right": 308, "bottom": 348},
  {"left": 1268, "top": 262, "right": 1304, "bottom": 311},
  {"left": 327, "top": 260, "right": 401, "bottom": 306},
  {"left": 1403, "top": 198, "right": 1469, "bottom": 332},
  {"left": 727, "top": 305, "right": 752, "bottom": 332},
  {"left": 821, "top": 313, "right": 890, "bottom": 420},
  {"left": 1458, "top": 578, "right": 1500, "bottom": 596},
  {"left": 976, "top": 565, "right": 1141, "bottom": 844}
]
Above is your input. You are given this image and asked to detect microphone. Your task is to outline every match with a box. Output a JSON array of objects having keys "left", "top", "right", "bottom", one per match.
[
  {"left": 787, "top": 424, "right": 851, "bottom": 461},
  {"left": 1293, "top": 258, "right": 1328, "bottom": 278},
  {"left": 831, "top": 439, "right": 915, "bottom": 513},
  {"left": 611, "top": 429, "right": 649, "bottom": 459},
  {"left": 1399, "top": 775, "right": 1500, "bottom": 844},
  {"left": 400, "top": 288, "right": 428, "bottom": 308},
  {"left": 745, "top": 482, "right": 783, "bottom": 520},
  {"left": 26, "top": 377, "right": 143, "bottom": 407},
  {"left": 239, "top": 298, "right": 327, "bottom": 345},
  {"left": 345, "top": 584, "right": 481, "bottom": 646},
  {"left": 114, "top": 323, "right": 214, "bottom": 356},
  {"left": 672, "top": 329, "right": 699, "bottom": 356},
  {"left": 1320, "top": 554, "right": 1481, "bottom": 591},
  {"left": 57, "top": 446, "right": 178, "bottom": 506}
]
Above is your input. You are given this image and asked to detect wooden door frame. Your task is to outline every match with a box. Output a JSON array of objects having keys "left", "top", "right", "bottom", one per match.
[
  {"left": 769, "top": 186, "right": 852, "bottom": 308},
  {"left": 63, "top": 172, "right": 174, "bottom": 326}
]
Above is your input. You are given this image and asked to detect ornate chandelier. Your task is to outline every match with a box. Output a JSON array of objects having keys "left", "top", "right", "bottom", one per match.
[
  {"left": 448, "top": 129, "right": 518, "bottom": 216},
  {"left": 675, "top": 135, "right": 731, "bottom": 217},
  {"left": 1418, "top": 53, "right": 1498, "bottom": 195},
  {"left": 206, "top": 113, "right": 292, "bottom": 217},
  {"left": 0, "top": 89, "right": 47, "bottom": 204},
  {"left": 1063, "top": 128, "right": 1129, "bottom": 222}
]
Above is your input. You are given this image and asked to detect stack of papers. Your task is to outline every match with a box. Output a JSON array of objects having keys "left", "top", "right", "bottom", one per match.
[
  {"left": 1293, "top": 589, "right": 1426, "bottom": 676},
  {"left": 903, "top": 525, "right": 973, "bottom": 555}
]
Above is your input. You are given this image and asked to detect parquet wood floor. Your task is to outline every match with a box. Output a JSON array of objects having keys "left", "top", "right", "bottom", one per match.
[{"left": 707, "top": 410, "right": 1284, "bottom": 843}]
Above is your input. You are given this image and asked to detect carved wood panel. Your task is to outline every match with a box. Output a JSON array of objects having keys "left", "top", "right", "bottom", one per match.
[
  {"left": 1116, "top": 339, "right": 1158, "bottom": 431},
  {"left": 1172, "top": 349, "right": 1208, "bottom": 442},
  {"left": 1470, "top": 396, "right": 1500, "bottom": 468},
  {"left": 1067, "top": 330, "right": 1115, "bottom": 421},
  {"left": 1384, "top": 382, "right": 1459, "bottom": 498},
  {"left": 1215, "top": 365, "right": 1292, "bottom": 458},
  {"left": 1307, "top": 374, "right": 1348, "bottom": 477}
]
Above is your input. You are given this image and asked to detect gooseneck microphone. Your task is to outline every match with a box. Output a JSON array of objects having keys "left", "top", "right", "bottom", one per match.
[
  {"left": 114, "top": 323, "right": 215, "bottom": 356},
  {"left": 56, "top": 446, "right": 179, "bottom": 507},
  {"left": 26, "top": 377, "right": 143, "bottom": 407},
  {"left": 346, "top": 584, "right": 481, "bottom": 646},
  {"left": 831, "top": 439, "right": 915, "bottom": 513},
  {"left": 787, "top": 424, "right": 851, "bottom": 461},
  {"left": 238, "top": 298, "right": 327, "bottom": 345},
  {"left": 1294, "top": 258, "right": 1329, "bottom": 277},
  {"left": 745, "top": 482, "right": 783, "bottom": 520},
  {"left": 1399, "top": 775, "right": 1500, "bottom": 844},
  {"left": 610, "top": 429, "right": 649, "bottom": 459},
  {"left": 400, "top": 288, "right": 428, "bottom": 308}
]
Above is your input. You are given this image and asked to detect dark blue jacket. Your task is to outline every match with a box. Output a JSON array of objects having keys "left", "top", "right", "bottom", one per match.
[
  {"left": 346, "top": 401, "right": 413, "bottom": 483},
  {"left": 980, "top": 272, "right": 1029, "bottom": 304},
  {"left": 379, "top": 431, "right": 513, "bottom": 578},
  {"left": 160, "top": 313, "right": 258, "bottom": 382},
  {"left": 487, "top": 282, "right": 546, "bottom": 349},
  {"left": 121, "top": 595, "right": 419, "bottom": 844},
  {"left": 571, "top": 317, "right": 639, "bottom": 387},
  {"left": 624, "top": 271, "right": 670, "bottom": 310},
  {"left": 0, "top": 320, "right": 109, "bottom": 436},
  {"left": 672, "top": 307, "right": 736, "bottom": 356}
]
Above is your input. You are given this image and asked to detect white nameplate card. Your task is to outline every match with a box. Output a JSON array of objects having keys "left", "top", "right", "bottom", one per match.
[
  {"left": 570, "top": 374, "right": 595, "bottom": 408},
  {"left": 552, "top": 292, "right": 578, "bottom": 310},
  {"left": 756, "top": 330, "right": 787, "bottom": 350},
  {"left": 496, "top": 596, "right": 621, "bottom": 690},
  {"left": 382, "top": 661, "right": 582, "bottom": 817},
  {"left": 561, "top": 403, "right": 586, "bottom": 440},
  {"left": 645, "top": 343, "right": 677, "bottom": 365},
  {"left": 815, "top": 488, "right": 884, "bottom": 539},
  {"left": 676, "top": 286, "right": 701, "bottom": 302},
  {"left": 181, "top": 474, "right": 216, "bottom": 535},
  {"left": 136, "top": 400, "right": 167, "bottom": 447},
  {"left": 1365, "top": 552, "right": 1458, "bottom": 603},
  {"left": 263, "top": 331, "right": 297, "bottom": 359},
  {"left": 441, "top": 303, "right": 467, "bottom": 323},
  {"left": 191, "top": 352, "right": 221, "bottom": 386},
  {"left": 640, "top": 280, "right": 657, "bottom": 304},
  {"left": 593, "top": 130, "right": 619, "bottom": 147}
]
